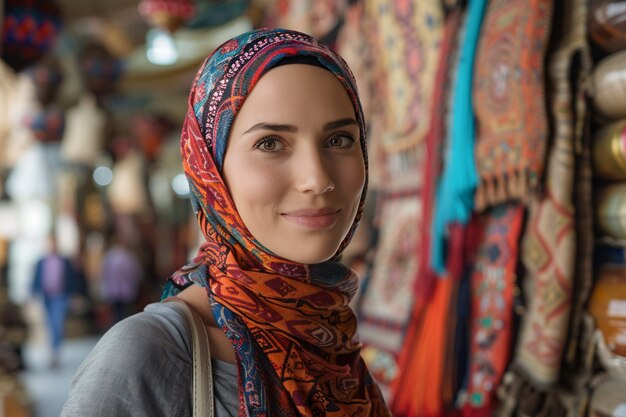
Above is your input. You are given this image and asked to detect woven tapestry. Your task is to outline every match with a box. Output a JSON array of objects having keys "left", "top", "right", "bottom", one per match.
[
  {"left": 358, "top": 193, "right": 421, "bottom": 400},
  {"left": 473, "top": 0, "right": 554, "bottom": 211},
  {"left": 495, "top": 2, "right": 590, "bottom": 415},
  {"left": 390, "top": 10, "right": 465, "bottom": 416},
  {"left": 462, "top": 204, "right": 525, "bottom": 417},
  {"left": 513, "top": 0, "right": 589, "bottom": 388},
  {"left": 364, "top": 0, "right": 443, "bottom": 190}
]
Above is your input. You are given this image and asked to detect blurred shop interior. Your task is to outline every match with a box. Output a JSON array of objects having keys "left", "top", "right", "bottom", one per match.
[{"left": 2, "top": 0, "right": 626, "bottom": 416}]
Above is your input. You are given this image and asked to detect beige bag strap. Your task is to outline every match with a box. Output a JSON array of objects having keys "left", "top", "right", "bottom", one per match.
[{"left": 166, "top": 298, "right": 214, "bottom": 417}]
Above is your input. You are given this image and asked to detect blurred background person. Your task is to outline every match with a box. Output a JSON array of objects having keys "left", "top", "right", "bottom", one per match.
[
  {"left": 31, "top": 234, "right": 80, "bottom": 368},
  {"left": 99, "top": 233, "right": 144, "bottom": 326}
]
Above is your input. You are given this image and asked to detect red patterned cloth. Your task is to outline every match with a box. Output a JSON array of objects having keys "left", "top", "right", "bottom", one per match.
[
  {"left": 462, "top": 204, "right": 525, "bottom": 417},
  {"left": 473, "top": 0, "right": 554, "bottom": 210}
]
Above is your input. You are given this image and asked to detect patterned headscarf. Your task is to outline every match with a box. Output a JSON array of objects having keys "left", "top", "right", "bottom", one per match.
[{"left": 162, "top": 28, "right": 390, "bottom": 416}]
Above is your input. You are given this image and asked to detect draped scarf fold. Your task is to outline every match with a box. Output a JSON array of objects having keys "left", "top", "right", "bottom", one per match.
[{"left": 161, "top": 28, "right": 390, "bottom": 417}]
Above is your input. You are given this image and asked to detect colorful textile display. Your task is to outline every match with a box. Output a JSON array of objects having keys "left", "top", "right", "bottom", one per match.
[
  {"left": 496, "top": 1, "right": 590, "bottom": 415},
  {"left": 461, "top": 204, "right": 524, "bottom": 417},
  {"left": 390, "top": 9, "right": 461, "bottom": 416},
  {"left": 161, "top": 29, "right": 390, "bottom": 416},
  {"left": 416, "top": 7, "right": 463, "bottom": 311},
  {"left": 473, "top": 0, "right": 553, "bottom": 211},
  {"left": 391, "top": 274, "right": 456, "bottom": 417},
  {"left": 364, "top": 0, "right": 443, "bottom": 180},
  {"left": 358, "top": 193, "right": 422, "bottom": 399},
  {"left": 431, "top": 0, "right": 487, "bottom": 274},
  {"left": 336, "top": 1, "right": 373, "bottom": 121},
  {"left": 1, "top": 0, "right": 62, "bottom": 72}
]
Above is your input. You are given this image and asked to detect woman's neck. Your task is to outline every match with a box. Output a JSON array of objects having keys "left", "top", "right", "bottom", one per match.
[{"left": 174, "top": 284, "right": 237, "bottom": 364}]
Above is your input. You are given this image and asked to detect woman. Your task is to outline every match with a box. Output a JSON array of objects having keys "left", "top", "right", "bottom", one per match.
[{"left": 63, "top": 28, "right": 391, "bottom": 417}]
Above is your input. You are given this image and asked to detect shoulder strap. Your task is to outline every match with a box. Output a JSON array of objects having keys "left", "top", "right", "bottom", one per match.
[{"left": 165, "top": 298, "right": 214, "bottom": 417}]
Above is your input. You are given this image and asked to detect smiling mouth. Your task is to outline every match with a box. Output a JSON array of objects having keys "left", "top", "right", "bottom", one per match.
[{"left": 281, "top": 209, "right": 340, "bottom": 229}]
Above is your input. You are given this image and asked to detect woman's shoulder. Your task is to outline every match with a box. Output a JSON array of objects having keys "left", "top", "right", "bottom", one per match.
[
  {"left": 62, "top": 302, "right": 192, "bottom": 417},
  {"left": 96, "top": 302, "right": 193, "bottom": 370}
]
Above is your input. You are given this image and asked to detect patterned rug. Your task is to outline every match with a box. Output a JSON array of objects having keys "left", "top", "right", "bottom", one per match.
[{"left": 473, "top": 0, "right": 554, "bottom": 211}]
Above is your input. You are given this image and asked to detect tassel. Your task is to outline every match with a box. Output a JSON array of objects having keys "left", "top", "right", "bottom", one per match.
[
  {"left": 519, "top": 169, "right": 528, "bottom": 199},
  {"left": 508, "top": 171, "right": 518, "bottom": 200},
  {"left": 496, "top": 177, "right": 506, "bottom": 203},
  {"left": 486, "top": 178, "right": 496, "bottom": 206},
  {"left": 476, "top": 184, "right": 486, "bottom": 212}
]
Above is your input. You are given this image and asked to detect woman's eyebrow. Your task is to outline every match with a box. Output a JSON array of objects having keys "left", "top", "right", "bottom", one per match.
[
  {"left": 243, "top": 118, "right": 358, "bottom": 135},
  {"left": 323, "top": 118, "right": 359, "bottom": 130},
  {"left": 243, "top": 123, "right": 297, "bottom": 134}
]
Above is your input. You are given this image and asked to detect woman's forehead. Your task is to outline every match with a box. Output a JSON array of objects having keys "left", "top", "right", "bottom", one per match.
[{"left": 230, "top": 65, "right": 357, "bottom": 128}]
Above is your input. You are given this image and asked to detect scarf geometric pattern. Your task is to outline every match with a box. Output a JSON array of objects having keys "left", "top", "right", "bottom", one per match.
[{"left": 161, "top": 28, "right": 390, "bottom": 417}]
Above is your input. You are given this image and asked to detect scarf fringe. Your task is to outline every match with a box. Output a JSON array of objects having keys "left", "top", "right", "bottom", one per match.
[{"left": 474, "top": 168, "right": 534, "bottom": 212}]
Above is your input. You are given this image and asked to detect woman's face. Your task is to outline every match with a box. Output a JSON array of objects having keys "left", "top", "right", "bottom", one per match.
[{"left": 223, "top": 64, "right": 365, "bottom": 264}]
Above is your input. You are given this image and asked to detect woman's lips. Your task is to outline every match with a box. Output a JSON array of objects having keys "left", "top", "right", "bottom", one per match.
[{"left": 281, "top": 208, "right": 340, "bottom": 229}]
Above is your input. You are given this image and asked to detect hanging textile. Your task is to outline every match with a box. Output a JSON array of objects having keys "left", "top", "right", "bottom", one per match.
[
  {"left": 431, "top": 0, "right": 487, "bottom": 274},
  {"left": 388, "top": 10, "right": 465, "bottom": 415},
  {"left": 472, "top": 0, "right": 554, "bottom": 211},
  {"left": 391, "top": 274, "right": 455, "bottom": 417},
  {"left": 495, "top": 1, "right": 590, "bottom": 415},
  {"left": 461, "top": 204, "right": 525, "bottom": 417},
  {"left": 358, "top": 192, "right": 422, "bottom": 400},
  {"left": 416, "top": 7, "right": 463, "bottom": 306},
  {"left": 364, "top": 0, "right": 443, "bottom": 189}
]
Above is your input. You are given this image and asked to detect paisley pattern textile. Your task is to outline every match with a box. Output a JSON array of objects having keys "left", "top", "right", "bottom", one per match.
[
  {"left": 473, "top": 0, "right": 554, "bottom": 210},
  {"left": 161, "top": 28, "right": 390, "bottom": 417}
]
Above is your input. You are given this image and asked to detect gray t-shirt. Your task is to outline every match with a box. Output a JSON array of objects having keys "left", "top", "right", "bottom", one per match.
[{"left": 62, "top": 302, "right": 239, "bottom": 417}]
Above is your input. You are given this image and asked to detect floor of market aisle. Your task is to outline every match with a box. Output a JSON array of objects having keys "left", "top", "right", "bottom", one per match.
[{"left": 18, "top": 336, "right": 100, "bottom": 417}]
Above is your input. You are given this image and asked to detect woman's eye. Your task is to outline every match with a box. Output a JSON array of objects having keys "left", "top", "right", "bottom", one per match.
[
  {"left": 327, "top": 134, "right": 356, "bottom": 148},
  {"left": 254, "top": 137, "right": 284, "bottom": 152}
]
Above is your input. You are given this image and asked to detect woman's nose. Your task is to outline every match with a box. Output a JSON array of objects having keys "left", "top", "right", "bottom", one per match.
[{"left": 294, "top": 150, "right": 335, "bottom": 195}]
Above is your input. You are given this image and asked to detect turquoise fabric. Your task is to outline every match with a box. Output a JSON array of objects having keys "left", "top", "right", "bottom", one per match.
[{"left": 431, "top": 0, "right": 488, "bottom": 274}]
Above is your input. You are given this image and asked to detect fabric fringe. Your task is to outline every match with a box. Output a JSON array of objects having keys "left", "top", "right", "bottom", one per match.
[{"left": 474, "top": 169, "right": 533, "bottom": 211}]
